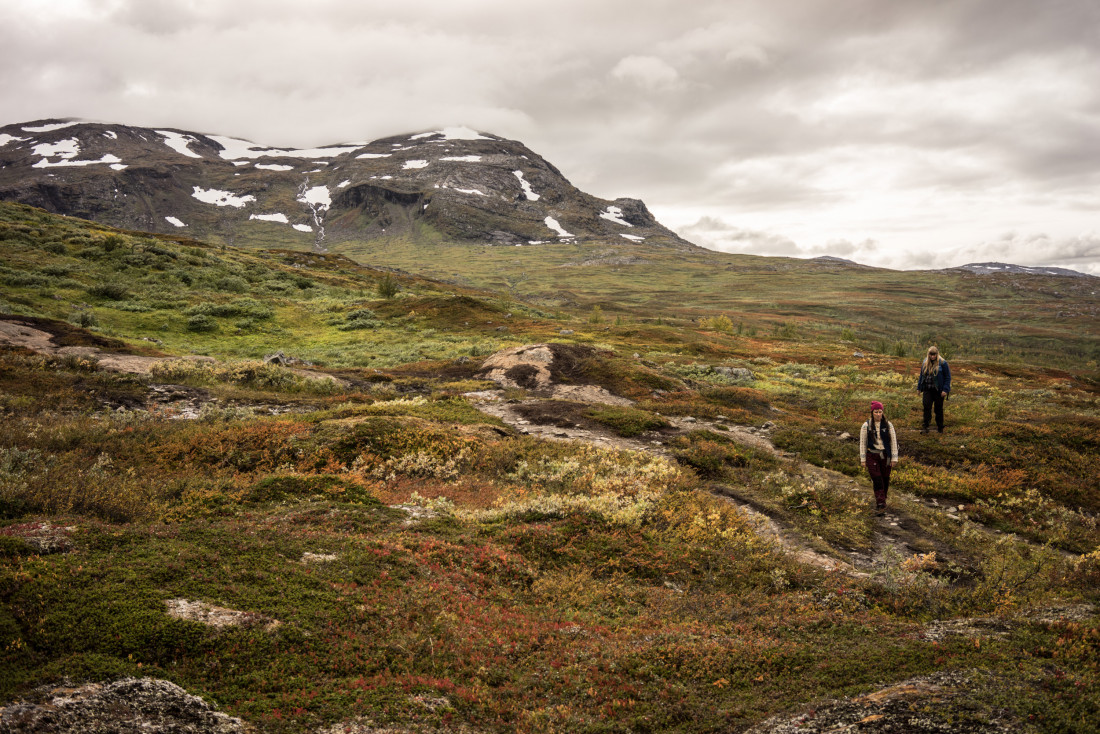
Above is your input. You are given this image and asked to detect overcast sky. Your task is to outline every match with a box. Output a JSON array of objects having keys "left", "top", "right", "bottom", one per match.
[{"left": 3, "top": 0, "right": 1099, "bottom": 273}]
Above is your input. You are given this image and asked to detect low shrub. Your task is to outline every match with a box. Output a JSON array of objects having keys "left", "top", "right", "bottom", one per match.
[{"left": 585, "top": 406, "right": 670, "bottom": 437}]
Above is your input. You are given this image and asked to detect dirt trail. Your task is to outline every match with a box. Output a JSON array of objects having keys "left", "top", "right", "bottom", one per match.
[{"left": 469, "top": 345, "right": 1077, "bottom": 580}]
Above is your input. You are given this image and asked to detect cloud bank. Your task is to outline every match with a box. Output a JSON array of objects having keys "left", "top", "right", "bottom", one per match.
[{"left": 1, "top": 0, "right": 1098, "bottom": 273}]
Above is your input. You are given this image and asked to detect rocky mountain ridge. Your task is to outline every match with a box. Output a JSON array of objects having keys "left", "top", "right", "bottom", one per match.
[
  {"left": 949, "top": 262, "right": 1095, "bottom": 279},
  {"left": 0, "top": 118, "right": 694, "bottom": 252}
]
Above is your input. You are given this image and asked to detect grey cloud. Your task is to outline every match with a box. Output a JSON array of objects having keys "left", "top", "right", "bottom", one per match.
[{"left": 2, "top": 0, "right": 1098, "bottom": 274}]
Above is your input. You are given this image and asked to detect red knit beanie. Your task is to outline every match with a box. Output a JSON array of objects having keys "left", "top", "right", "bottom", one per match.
[{"left": 870, "top": 401, "right": 884, "bottom": 411}]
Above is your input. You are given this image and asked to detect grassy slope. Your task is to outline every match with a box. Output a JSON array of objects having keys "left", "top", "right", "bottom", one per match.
[
  {"left": 335, "top": 234, "right": 1099, "bottom": 370},
  {"left": 1, "top": 202, "right": 1098, "bottom": 732}
]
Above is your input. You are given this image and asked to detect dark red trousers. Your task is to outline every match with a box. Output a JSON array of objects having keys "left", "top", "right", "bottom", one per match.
[{"left": 865, "top": 451, "right": 891, "bottom": 506}]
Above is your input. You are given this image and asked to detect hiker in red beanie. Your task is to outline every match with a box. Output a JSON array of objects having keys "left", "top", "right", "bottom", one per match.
[{"left": 859, "top": 400, "right": 898, "bottom": 513}]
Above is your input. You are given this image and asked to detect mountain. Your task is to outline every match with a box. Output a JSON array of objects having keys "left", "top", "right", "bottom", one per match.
[
  {"left": 948, "top": 262, "right": 1095, "bottom": 279},
  {"left": 0, "top": 118, "right": 694, "bottom": 252}
]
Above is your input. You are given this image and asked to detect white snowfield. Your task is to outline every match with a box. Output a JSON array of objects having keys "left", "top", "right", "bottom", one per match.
[
  {"left": 165, "top": 217, "right": 186, "bottom": 227},
  {"left": 0, "top": 134, "right": 28, "bottom": 147},
  {"left": 208, "top": 135, "right": 361, "bottom": 160},
  {"left": 293, "top": 224, "right": 313, "bottom": 232},
  {"left": 403, "top": 160, "right": 429, "bottom": 170},
  {"left": 157, "top": 130, "right": 202, "bottom": 159},
  {"left": 250, "top": 213, "right": 290, "bottom": 223},
  {"left": 600, "top": 206, "right": 633, "bottom": 227},
  {"left": 191, "top": 186, "right": 256, "bottom": 208},
  {"left": 356, "top": 153, "right": 391, "bottom": 159},
  {"left": 620, "top": 233, "right": 645, "bottom": 241},
  {"left": 514, "top": 171, "right": 540, "bottom": 201},
  {"left": 410, "top": 127, "right": 489, "bottom": 141},
  {"left": 441, "top": 155, "right": 482, "bottom": 162},
  {"left": 297, "top": 185, "right": 331, "bottom": 210},
  {"left": 255, "top": 163, "right": 294, "bottom": 171},
  {"left": 33, "top": 153, "right": 123, "bottom": 169},
  {"left": 22, "top": 121, "right": 78, "bottom": 133},
  {"left": 33, "top": 139, "right": 80, "bottom": 159},
  {"left": 544, "top": 216, "right": 573, "bottom": 238}
]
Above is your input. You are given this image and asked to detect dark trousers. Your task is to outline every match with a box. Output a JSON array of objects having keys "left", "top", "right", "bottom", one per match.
[
  {"left": 866, "top": 451, "right": 891, "bottom": 506},
  {"left": 922, "top": 389, "right": 944, "bottom": 430}
]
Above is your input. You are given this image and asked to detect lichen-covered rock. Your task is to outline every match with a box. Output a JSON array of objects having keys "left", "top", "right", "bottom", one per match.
[
  {"left": 0, "top": 678, "right": 250, "bottom": 733},
  {"left": 743, "top": 670, "right": 1026, "bottom": 733}
]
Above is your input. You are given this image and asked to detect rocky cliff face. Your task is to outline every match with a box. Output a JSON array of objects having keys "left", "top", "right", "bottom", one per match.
[{"left": 0, "top": 119, "right": 695, "bottom": 251}]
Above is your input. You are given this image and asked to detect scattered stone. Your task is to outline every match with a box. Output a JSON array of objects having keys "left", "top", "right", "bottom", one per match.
[
  {"left": 390, "top": 504, "right": 440, "bottom": 526},
  {"left": 838, "top": 432, "right": 852, "bottom": 441},
  {"left": 853, "top": 351, "right": 865, "bottom": 357},
  {"left": 0, "top": 522, "right": 74, "bottom": 554},
  {"left": 0, "top": 677, "right": 250, "bottom": 733},
  {"left": 164, "top": 598, "right": 281, "bottom": 632},
  {"left": 922, "top": 617, "right": 1012, "bottom": 642},
  {"left": 409, "top": 694, "right": 451, "bottom": 711},
  {"left": 558, "top": 329, "right": 574, "bottom": 335},
  {"left": 743, "top": 670, "right": 1024, "bottom": 733},
  {"left": 301, "top": 552, "right": 338, "bottom": 563}
]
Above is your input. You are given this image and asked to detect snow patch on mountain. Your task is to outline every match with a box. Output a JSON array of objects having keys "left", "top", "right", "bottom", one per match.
[
  {"left": 33, "top": 139, "right": 80, "bottom": 159},
  {"left": 356, "top": 153, "right": 391, "bottom": 159},
  {"left": 255, "top": 163, "right": 294, "bottom": 171},
  {"left": 157, "top": 130, "right": 202, "bottom": 159},
  {"left": 600, "top": 206, "right": 633, "bottom": 227},
  {"left": 293, "top": 224, "right": 312, "bottom": 233},
  {"left": 514, "top": 171, "right": 540, "bottom": 201},
  {"left": 208, "top": 135, "right": 360, "bottom": 160},
  {"left": 250, "top": 213, "right": 289, "bottom": 223},
  {"left": 297, "top": 186, "right": 331, "bottom": 210},
  {"left": 410, "top": 127, "right": 489, "bottom": 141},
  {"left": 22, "top": 121, "right": 78, "bottom": 133},
  {"left": 165, "top": 217, "right": 186, "bottom": 227},
  {"left": 191, "top": 186, "right": 256, "bottom": 208},
  {"left": 620, "top": 233, "right": 645, "bottom": 242},
  {"left": 441, "top": 155, "right": 482, "bottom": 162},
  {"left": 33, "top": 153, "right": 123, "bottom": 169},
  {"left": 545, "top": 216, "right": 572, "bottom": 238},
  {"left": 0, "top": 134, "right": 28, "bottom": 147},
  {"left": 403, "top": 160, "right": 429, "bottom": 170}
]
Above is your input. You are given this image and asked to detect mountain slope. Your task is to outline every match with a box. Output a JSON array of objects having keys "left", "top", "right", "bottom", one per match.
[{"left": 0, "top": 119, "right": 693, "bottom": 252}]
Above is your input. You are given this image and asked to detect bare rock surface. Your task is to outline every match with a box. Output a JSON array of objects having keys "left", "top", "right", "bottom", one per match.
[
  {"left": 477, "top": 344, "right": 632, "bottom": 406},
  {"left": 0, "top": 677, "right": 250, "bottom": 733},
  {"left": 743, "top": 670, "right": 1027, "bottom": 733},
  {"left": 164, "top": 598, "right": 281, "bottom": 632},
  {"left": 0, "top": 521, "right": 74, "bottom": 554}
]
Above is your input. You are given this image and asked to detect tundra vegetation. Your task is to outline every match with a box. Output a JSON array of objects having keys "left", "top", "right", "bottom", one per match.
[{"left": 0, "top": 201, "right": 1097, "bottom": 732}]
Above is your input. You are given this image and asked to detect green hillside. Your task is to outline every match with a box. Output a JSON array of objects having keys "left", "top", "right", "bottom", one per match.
[{"left": 1, "top": 202, "right": 1098, "bottom": 732}]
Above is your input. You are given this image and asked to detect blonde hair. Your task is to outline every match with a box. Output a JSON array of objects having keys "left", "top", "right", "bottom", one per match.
[{"left": 921, "top": 345, "right": 942, "bottom": 375}]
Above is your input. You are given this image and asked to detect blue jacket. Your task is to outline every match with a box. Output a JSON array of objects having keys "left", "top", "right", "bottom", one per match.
[{"left": 917, "top": 359, "right": 951, "bottom": 394}]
